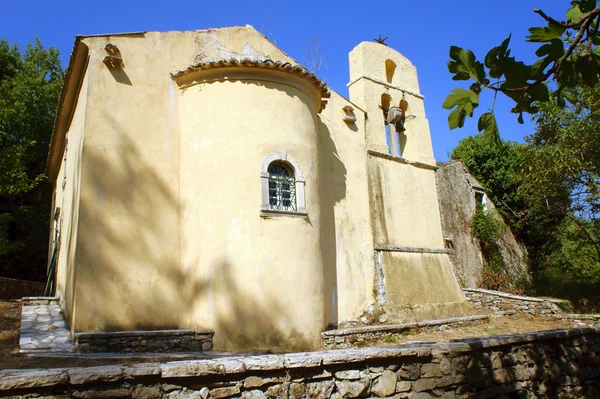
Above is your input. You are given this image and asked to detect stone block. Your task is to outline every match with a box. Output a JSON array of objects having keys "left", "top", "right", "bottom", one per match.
[
  {"left": 492, "top": 368, "right": 514, "bottom": 384},
  {"left": 398, "top": 363, "right": 421, "bottom": 380},
  {"left": 306, "top": 380, "right": 335, "bottom": 398},
  {"left": 210, "top": 386, "right": 241, "bottom": 399},
  {"left": 372, "top": 370, "right": 396, "bottom": 397},
  {"left": 241, "top": 390, "right": 266, "bottom": 399},
  {"left": 420, "top": 364, "right": 442, "bottom": 378},
  {"left": 334, "top": 370, "right": 361, "bottom": 380},
  {"left": 396, "top": 381, "right": 411, "bottom": 392},
  {"left": 334, "top": 379, "right": 369, "bottom": 398},
  {"left": 412, "top": 378, "right": 436, "bottom": 392}
]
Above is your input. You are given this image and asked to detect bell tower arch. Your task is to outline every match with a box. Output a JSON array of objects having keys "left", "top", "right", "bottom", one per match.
[{"left": 348, "top": 42, "right": 435, "bottom": 165}]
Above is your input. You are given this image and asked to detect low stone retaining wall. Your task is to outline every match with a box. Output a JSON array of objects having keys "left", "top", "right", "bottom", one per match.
[
  {"left": 463, "top": 288, "right": 566, "bottom": 316},
  {"left": 74, "top": 329, "right": 214, "bottom": 353},
  {"left": 565, "top": 314, "right": 600, "bottom": 328},
  {"left": 0, "top": 278, "right": 44, "bottom": 299},
  {"left": 2, "top": 328, "right": 599, "bottom": 398},
  {"left": 322, "top": 315, "right": 489, "bottom": 349}
]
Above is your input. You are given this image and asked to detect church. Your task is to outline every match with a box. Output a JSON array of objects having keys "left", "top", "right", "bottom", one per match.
[{"left": 46, "top": 25, "right": 470, "bottom": 351}]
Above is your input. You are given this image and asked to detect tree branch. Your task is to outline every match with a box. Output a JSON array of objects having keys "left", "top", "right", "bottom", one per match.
[{"left": 534, "top": 6, "right": 600, "bottom": 29}]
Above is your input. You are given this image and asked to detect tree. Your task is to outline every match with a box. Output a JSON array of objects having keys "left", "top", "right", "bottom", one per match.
[
  {"left": 451, "top": 83, "right": 600, "bottom": 309},
  {"left": 443, "top": 0, "right": 600, "bottom": 142},
  {"left": 0, "top": 38, "right": 63, "bottom": 281},
  {"left": 450, "top": 135, "right": 570, "bottom": 274}
]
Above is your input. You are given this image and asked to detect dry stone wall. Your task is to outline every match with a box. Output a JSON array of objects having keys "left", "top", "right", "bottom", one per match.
[
  {"left": 322, "top": 315, "right": 489, "bottom": 349},
  {"left": 74, "top": 329, "right": 214, "bottom": 353},
  {"left": 0, "top": 278, "right": 44, "bottom": 299},
  {"left": 463, "top": 288, "right": 565, "bottom": 317},
  {"left": 1, "top": 328, "right": 599, "bottom": 398}
]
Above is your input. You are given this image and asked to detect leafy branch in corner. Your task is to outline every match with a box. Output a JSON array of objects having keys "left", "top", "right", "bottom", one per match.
[{"left": 443, "top": 0, "right": 600, "bottom": 143}]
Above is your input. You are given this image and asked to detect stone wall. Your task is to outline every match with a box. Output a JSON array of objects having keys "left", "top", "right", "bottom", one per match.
[
  {"left": 436, "top": 162, "right": 528, "bottom": 288},
  {"left": 463, "top": 288, "right": 565, "bottom": 317},
  {"left": 0, "top": 277, "right": 44, "bottom": 299},
  {"left": 74, "top": 329, "right": 214, "bottom": 353},
  {"left": 1, "top": 328, "right": 599, "bottom": 398},
  {"left": 322, "top": 315, "right": 489, "bottom": 349}
]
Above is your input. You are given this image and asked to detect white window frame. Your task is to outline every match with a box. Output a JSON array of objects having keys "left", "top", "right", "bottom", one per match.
[{"left": 260, "top": 152, "right": 307, "bottom": 218}]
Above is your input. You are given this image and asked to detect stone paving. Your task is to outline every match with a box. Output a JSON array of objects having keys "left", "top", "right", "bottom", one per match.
[{"left": 19, "top": 297, "right": 73, "bottom": 352}]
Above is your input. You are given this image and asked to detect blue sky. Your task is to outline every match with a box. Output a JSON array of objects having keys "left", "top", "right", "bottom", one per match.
[{"left": 1, "top": 0, "right": 567, "bottom": 161}]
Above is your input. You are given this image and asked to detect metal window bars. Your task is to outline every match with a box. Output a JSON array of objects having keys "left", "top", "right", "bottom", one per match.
[{"left": 268, "top": 164, "right": 297, "bottom": 211}]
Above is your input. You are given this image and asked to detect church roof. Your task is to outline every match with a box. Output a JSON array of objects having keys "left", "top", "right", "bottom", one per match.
[{"left": 171, "top": 58, "right": 330, "bottom": 112}]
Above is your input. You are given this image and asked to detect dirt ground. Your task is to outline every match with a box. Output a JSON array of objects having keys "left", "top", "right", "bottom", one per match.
[{"left": 0, "top": 301, "right": 586, "bottom": 370}]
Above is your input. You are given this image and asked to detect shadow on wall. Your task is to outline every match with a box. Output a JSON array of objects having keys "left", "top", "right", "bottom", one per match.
[
  {"left": 209, "top": 258, "right": 312, "bottom": 352},
  {"left": 76, "top": 120, "right": 183, "bottom": 331},
  {"left": 317, "top": 120, "right": 347, "bottom": 329},
  {"left": 74, "top": 115, "right": 313, "bottom": 352}
]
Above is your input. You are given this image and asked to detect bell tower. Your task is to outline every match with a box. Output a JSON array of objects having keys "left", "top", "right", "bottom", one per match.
[
  {"left": 348, "top": 42, "right": 435, "bottom": 165},
  {"left": 348, "top": 41, "right": 470, "bottom": 323}
]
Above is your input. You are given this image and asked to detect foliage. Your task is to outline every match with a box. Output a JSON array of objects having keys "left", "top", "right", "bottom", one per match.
[
  {"left": 452, "top": 82, "right": 600, "bottom": 310},
  {"left": 525, "top": 84, "right": 600, "bottom": 310},
  {"left": 450, "top": 135, "right": 525, "bottom": 233},
  {"left": 470, "top": 207, "right": 516, "bottom": 292},
  {"left": 444, "top": 1, "right": 600, "bottom": 141},
  {"left": 451, "top": 134, "right": 569, "bottom": 274},
  {"left": 0, "top": 38, "right": 63, "bottom": 281}
]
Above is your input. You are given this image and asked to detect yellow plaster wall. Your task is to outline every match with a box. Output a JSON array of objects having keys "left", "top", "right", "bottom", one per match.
[
  {"left": 177, "top": 70, "right": 325, "bottom": 350},
  {"left": 367, "top": 156, "right": 444, "bottom": 248},
  {"left": 53, "top": 61, "right": 90, "bottom": 328},
  {"left": 48, "top": 26, "right": 378, "bottom": 350},
  {"left": 382, "top": 252, "right": 464, "bottom": 305},
  {"left": 317, "top": 93, "right": 374, "bottom": 325},
  {"left": 73, "top": 32, "right": 184, "bottom": 332}
]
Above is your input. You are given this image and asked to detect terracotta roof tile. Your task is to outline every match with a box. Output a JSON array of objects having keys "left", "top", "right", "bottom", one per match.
[{"left": 171, "top": 58, "right": 330, "bottom": 112}]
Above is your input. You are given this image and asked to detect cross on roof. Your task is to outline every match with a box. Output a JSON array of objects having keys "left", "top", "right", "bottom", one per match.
[{"left": 374, "top": 34, "right": 388, "bottom": 46}]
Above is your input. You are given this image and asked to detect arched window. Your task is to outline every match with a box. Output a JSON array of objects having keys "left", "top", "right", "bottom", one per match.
[
  {"left": 385, "top": 59, "right": 396, "bottom": 84},
  {"left": 261, "top": 153, "right": 307, "bottom": 217},
  {"left": 268, "top": 162, "right": 296, "bottom": 211}
]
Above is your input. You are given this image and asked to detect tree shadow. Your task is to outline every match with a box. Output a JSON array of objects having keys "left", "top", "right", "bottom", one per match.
[{"left": 66, "top": 110, "right": 319, "bottom": 352}]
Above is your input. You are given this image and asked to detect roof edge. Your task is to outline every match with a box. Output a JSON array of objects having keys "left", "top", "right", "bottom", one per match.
[{"left": 45, "top": 37, "right": 89, "bottom": 182}]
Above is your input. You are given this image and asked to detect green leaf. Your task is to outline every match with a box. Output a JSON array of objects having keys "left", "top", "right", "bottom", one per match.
[
  {"left": 557, "top": 58, "right": 577, "bottom": 88},
  {"left": 573, "top": 0, "right": 596, "bottom": 13},
  {"left": 527, "top": 24, "right": 566, "bottom": 42},
  {"left": 576, "top": 55, "right": 600, "bottom": 87},
  {"left": 448, "top": 46, "right": 486, "bottom": 82},
  {"left": 502, "top": 59, "right": 532, "bottom": 88},
  {"left": 535, "top": 39, "right": 564, "bottom": 60},
  {"left": 485, "top": 35, "right": 511, "bottom": 79},
  {"left": 478, "top": 112, "right": 501, "bottom": 145},
  {"left": 566, "top": 4, "right": 585, "bottom": 24},
  {"left": 443, "top": 88, "right": 479, "bottom": 129},
  {"left": 529, "top": 83, "right": 550, "bottom": 103}
]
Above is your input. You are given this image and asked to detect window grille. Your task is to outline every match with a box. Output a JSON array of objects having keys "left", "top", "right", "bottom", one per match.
[{"left": 268, "top": 163, "right": 296, "bottom": 211}]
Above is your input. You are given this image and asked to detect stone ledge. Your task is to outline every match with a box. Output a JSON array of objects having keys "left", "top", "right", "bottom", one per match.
[
  {"left": 564, "top": 313, "right": 600, "bottom": 320},
  {"left": 1, "top": 328, "right": 598, "bottom": 390},
  {"left": 462, "top": 288, "right": 566, "bottom": 304},
  {"left": 22, "top": 297, "right": 58, "bottom": 306},
  {"left": 323, "top": 315, "right": 489, "bottom": 337}
]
